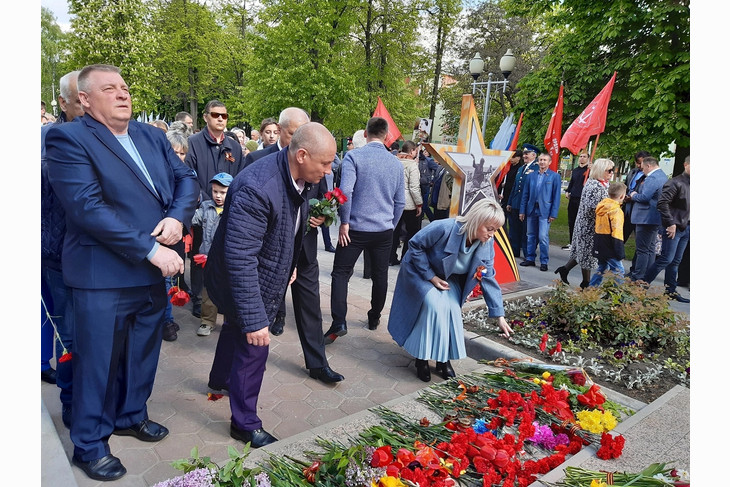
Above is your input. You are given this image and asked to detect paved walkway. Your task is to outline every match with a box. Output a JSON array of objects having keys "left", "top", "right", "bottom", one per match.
[{"left": 41, "top": 233, "right": 689, "bottom": 486}]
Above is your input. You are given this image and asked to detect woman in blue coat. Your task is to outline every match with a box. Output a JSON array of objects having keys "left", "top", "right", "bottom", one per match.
[{"left": 387, "top": 199, "right": 513, "bottom": 382}]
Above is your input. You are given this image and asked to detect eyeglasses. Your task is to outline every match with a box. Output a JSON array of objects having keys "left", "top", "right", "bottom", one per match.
[{"left": 208, "top": 112, "right": 229, "bottom": 120}]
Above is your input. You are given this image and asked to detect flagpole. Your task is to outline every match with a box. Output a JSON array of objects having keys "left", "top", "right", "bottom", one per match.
[{"left": 590, "top": 133, "right": 600, "bottom": 162}]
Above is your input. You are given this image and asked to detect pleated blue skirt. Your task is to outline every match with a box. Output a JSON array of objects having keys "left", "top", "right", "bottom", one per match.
[{"left": 401, "top": 276, "right": 466, "bottom": 362}]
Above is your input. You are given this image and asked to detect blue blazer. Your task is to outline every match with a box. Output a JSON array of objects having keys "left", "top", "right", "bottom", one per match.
[
  {"left": 519, "top": 169, "right": 561, "bottom": 219},
  {"left": 630, "top": 168, "right": 668, "bottom": 225},
  {"left": 387, "top": 219, "right": 504, "bottom": 347},
  {"left": 46, "top": 115, "right": 199, "bottom": 289}
]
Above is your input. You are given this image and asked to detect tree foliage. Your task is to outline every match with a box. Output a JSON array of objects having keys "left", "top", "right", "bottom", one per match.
[
  {"left": 66, "top": 0, "right": 160, "bottom": 112},
  {"left": 501, "top": 0, "right": 689, "bottom": 165},
  {"left": 436, "top": 0, "right": 538, "bottom": 143},
  {"left": 41, "top": 7, "right": 67, "bottom": 109}
]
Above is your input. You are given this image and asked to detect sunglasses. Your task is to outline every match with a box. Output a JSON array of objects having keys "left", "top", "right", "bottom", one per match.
[
  {"left": 208, "top": 112, "right": 229, "bottom": 120},
  {"left": 608, "top": 168, "right": 615, "bottom": 173}
]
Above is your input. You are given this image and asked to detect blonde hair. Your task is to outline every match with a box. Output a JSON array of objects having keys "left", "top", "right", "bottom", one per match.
[
  {"left": 456, "top": 199, "right": 505, "bottom": 241},
  {"left": 589, "top": 158, "right": 614, "bottom": 179}
]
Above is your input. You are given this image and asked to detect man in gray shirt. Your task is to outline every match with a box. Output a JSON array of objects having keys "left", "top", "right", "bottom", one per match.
[{"left": 325, "top": 117, "right": 405, "bottom": 343}]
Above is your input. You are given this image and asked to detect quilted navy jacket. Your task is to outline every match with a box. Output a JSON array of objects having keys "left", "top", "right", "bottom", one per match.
[{"left": 205, "top": 148, "right": 309, "bottom": 333}]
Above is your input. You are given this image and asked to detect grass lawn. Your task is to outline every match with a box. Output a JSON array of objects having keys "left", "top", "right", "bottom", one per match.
[{"left": 549, "top": 197, "right": 636, "bottom": 258}]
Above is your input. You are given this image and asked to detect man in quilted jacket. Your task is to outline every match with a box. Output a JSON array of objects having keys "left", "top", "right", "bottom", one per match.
[{"left": 204, "top": 122, "right": 336, "bottom": 448}]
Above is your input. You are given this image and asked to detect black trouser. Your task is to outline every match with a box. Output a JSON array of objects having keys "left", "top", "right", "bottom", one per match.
[
  {"left": 567, "top": 196, "right": 580, "bottom": 243},
  {"left": 391, "top": 209, "right": 421, "bottom": 262},
  {"left": 331, "top": 229, "right": 393, "bottom": 327}
]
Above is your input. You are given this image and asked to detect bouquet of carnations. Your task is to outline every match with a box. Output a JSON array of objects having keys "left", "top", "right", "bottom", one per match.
[{"left": 307, "top": 187, "right": 347, "bottom": 232}]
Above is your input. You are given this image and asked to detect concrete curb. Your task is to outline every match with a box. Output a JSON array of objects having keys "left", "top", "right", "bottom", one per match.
[{"left": 41, "top": 399, "right": 77, "bottom": 487}]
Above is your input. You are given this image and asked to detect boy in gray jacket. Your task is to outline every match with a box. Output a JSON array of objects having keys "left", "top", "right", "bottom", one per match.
[{"left": 193, "top": 172, "right": 232, "bottom": 336}]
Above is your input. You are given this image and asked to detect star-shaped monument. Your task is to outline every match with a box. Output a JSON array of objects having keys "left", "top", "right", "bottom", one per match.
[{"left": 425, "top": 94, "right": 514, "bottom": 215}]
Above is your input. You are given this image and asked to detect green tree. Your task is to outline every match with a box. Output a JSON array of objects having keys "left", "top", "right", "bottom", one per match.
[
  {"left": 41, "top": 7, "right": 67, "bottom": 111},
  {"left": 67, "top": 0, "right": 160, "bottom": 112},
  {"left": 241, "top": 0, "right": 367, "bottom": 136},
  {"left": 502, "top": 0, "right": 690, "bottom": 167},
  {"left": 436, "top": 0, "right": 537, "bottom": 144},
  {"left": 152, "top": 0, "right": 226, "bottom": 126}
]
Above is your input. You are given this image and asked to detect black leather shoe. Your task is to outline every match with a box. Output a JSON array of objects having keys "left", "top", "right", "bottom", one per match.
[
  {"left": 270, "top": 314, "right": 285, "bottom": 336},
  {"left": 208, "top": 381, "right": 229, "bottom": 392},
  {"left": 415, "top": 359, "right": 431, "bottom": 382},
  {"left": 325, "top": 245, "right": 336, "bottom": 253},
  {"left": 41, "top": 368, "right": 57, "bottom": 384},
  {"left": 368, "top": 317, "right": 380, "bottom": 330},
  {"left": 519, "top": 260, "right": 536, "bottom": 267},
  {"left": 162, "top": 321, "right": 178, "bottom": 342},
  {"left": 435, "top": 361, "right": 456, "bottom": 380},
  {"left": 554, "top": 266, "right": 570, "bottom": 285},
  {"left": 540, "top": 264, "right": 548, "bottom": 272},
  {"left": 579, "top": 280, "right": 589, "bottom": 289},
  {"left": 309, "top": 366, "right": 344, "bottom": 383},
  {"left": 324, "top": 323, "right": 347, "bottom": 344},
  {"left": 62, "top": 405, "right": 72, "bottom": 429},
  {"left": 230, "top": 424, "right": 278, "bottom": 448},
  {"left": 114, "top": 419, "right": 169, "bottom": 442},
  {"left": 666, "top": 291, "right": 690, "bottom": 303},
  {"left": 72, "top": 454, "right": 127, "bottom": 481}
]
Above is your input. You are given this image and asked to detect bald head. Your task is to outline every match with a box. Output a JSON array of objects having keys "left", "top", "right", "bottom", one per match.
[
  {"left": 288, "top": 122, "right": 336, "bottom": 184},
  {"left": 278, "top": 107, "right": 310, "bottom": 147}
]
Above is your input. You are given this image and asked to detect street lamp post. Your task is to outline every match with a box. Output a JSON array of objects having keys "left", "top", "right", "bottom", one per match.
[{"left": 469, "top": 49, "right": 516, "bottom": 137}]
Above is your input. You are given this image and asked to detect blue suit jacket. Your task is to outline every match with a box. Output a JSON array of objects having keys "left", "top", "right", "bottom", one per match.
[
  {"left": 519, "top": 169, "right": 561, "bottom": 219},
  {"left": 46, "top": 115, "right": 199, "bottom": 289},
  {"left": 630, "top": 168, "right": 668, "bottom": 225},
  {"left": 387, "top": 219, "right": 504, "bottom": 346}
]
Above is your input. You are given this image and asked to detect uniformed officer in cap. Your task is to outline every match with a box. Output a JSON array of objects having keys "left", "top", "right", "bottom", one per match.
[{"left": 505, "top": 143, "right": 541, "bottom": 259}]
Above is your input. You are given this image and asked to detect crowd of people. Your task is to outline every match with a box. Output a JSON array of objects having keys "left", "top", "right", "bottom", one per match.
[{"left": 41, "top": 64, "right": 688, "bottom": 481}]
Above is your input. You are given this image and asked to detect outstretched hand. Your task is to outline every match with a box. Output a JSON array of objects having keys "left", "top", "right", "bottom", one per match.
[{"left": 495, "top": 316, "right": 513, "bottom": 338}]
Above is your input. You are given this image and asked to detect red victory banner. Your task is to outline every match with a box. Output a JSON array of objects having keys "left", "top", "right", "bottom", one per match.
[
  {"left": 372, "top": 96, "right": 402, "bottom": 147},
  {"left": 560, "top": 72, "right": 617, "bottom": 155},
  {"left": 544, "top": 83, "right": 564, "bottom": 171}
]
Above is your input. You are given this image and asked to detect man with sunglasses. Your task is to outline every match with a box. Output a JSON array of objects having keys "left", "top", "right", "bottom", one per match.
[{"left": 185, "top": 100, "right": 245, "bottom": 318}]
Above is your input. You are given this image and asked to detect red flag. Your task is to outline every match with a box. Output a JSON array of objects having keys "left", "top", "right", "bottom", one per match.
[
  {"left": 544, "top": 84, "right": 564, "bottom": 172},
  {"left": 494, "top": 112, "right": 524, "bottom": 190},
  {"left": 560, "top": 72, "right": 617, "bottom": 155},
  {"left": 372, "top": 96, "right": 402, "bottom": 147}
]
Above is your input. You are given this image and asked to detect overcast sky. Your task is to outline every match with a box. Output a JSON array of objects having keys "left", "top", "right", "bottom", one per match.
[{"left": 42, "top": 0, "right": 71, "bottom": 31}]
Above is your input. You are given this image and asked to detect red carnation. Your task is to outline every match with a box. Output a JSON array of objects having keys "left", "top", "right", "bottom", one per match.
[
  {"left": 539, "top": 333, "right": 549, "bottom": 352},
  {"left": 596, "top": 432, "right": 625, "bottom": 459},
  {"left": 576, "top": 384, "right": 606, "bottom": 409},
  {"left": 59, "top": 352, "right": 73, "bottom": 363},
  {"left": 371, "top": 445, "right": 393, "bottom": 467},
  {"left": 568, "top": 370, "right": 586, "bottom": 386},
  {"left": 193, "top": 254, "right": 208, "bottom": 268},
  {"left": 170, "top": 290, "right": 190, "bottom": 306}
]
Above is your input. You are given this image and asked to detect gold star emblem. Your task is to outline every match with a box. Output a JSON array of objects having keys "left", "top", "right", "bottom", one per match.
[{"left": 425, "top": 95, "right": 514, "bottom": 216}]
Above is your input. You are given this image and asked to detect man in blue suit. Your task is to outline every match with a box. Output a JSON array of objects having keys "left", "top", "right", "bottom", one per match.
[
  {"left": 627, "top": 156, "right": 668, "bottom": 282},
  {"left": 519, "top": 153, "right": 562, "bottom": 271},
  {"left": 46, "top": 64, "right": 198, "bottom": 481}
]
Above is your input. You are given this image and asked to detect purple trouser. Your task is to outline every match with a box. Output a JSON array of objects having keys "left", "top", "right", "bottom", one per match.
[{"left": 210, "top": 320, "right": 269, "bottom": 431}]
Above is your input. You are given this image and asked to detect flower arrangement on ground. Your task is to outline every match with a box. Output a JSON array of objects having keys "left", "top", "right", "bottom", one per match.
[{"left": 160, "top": 363, "right": 641, "bottom": 486}]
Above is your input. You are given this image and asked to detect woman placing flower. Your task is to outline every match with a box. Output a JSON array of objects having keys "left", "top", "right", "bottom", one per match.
[{"left": 387, "top": 199, "right": 513, "bottom": 382}]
